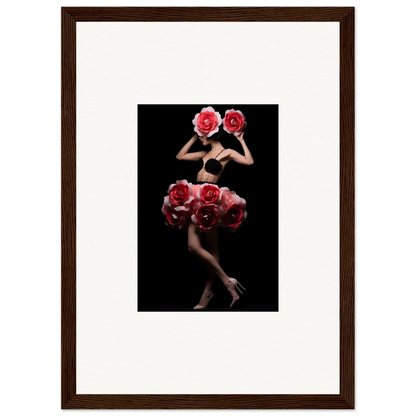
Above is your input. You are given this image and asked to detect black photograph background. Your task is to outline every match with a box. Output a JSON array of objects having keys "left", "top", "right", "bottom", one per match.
[{"left": 138, "top": 104, "right": 278, "bottom": 311}]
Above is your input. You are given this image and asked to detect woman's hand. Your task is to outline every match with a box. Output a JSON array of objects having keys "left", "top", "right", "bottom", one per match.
[{"left": 236, "top": 131, "right": 245, "bottom": 142}]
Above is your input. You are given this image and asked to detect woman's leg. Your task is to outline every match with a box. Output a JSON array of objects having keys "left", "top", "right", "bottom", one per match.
[
  {"left": 187, "top": 223, "right": 229, "bottom": 285},
  {"left": 188, "top": 223, "right": 240, "bottom": 307},
  {"left": 194, "top": 228, "right": 219, "bottom": 307},
  {"left": 204, "top": 227, "right": 220, "bottom": 291}
]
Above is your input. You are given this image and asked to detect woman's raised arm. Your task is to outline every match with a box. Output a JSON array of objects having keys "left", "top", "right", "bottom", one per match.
[
  {"left": 228, "top": 132, "right": 254, "bottom": 165},
  {"left": 176, "top": 134, "right": 206, "bottom": 161}
]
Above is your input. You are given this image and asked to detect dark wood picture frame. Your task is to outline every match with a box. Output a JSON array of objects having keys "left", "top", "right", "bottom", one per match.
[{"left": 62, "top": 7, "right": 354, "bottom": 409}]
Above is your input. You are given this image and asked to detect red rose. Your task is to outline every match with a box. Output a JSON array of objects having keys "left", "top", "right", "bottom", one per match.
[
  {"left": 197, "top": 112, "right": 217, "bottom": 134},
  {"left": 192, "top": 106, "right": 222, "bottom": 137},
  {"left": 168, "top": 180, "right": 193, "bottom": 206},
  {"left": 218, "top": 190, "right": 247, "bottom": 232},
  {"left": 199, "top": 184, "right": 221, "bottom": 204},
  {"left": 192, "top": 204, "right": 219, "bottom": 232},
  {"left": 224, "top": 204, "right": 246, "bottom": 231},
  {"left": 164, "top": 207, "right": 189, "bottom": 230},
  {"left": 223, "top": 109, "right": 247, "bottom": 137}
]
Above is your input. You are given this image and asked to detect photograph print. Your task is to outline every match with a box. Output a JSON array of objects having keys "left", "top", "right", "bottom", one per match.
[{"left": 138, "top": 104, "right": 278, "bottom": 311}]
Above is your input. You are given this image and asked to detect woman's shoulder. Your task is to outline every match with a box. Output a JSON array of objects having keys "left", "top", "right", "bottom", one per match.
[
  {"left": 222, "top": 148, "right": 236, "bottom": 157},
  {"left": 216, "top": 148, "right": 234, "bottom": 162}
]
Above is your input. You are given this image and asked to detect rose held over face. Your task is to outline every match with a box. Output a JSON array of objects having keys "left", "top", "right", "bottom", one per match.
[
  {"left": 192, "top": 106, "right": 222, "bottom": 137},
  {"left": 223, "top": 109, "right": 247, "bottom": 137}
]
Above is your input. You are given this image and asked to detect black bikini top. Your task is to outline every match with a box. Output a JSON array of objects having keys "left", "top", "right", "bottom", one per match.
[{"left": 196, "top": 149, "right": 226, "bottom": 175}]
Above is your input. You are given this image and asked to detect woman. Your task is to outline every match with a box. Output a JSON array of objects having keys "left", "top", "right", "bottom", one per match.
[{"left": 162, "top": 106, "right": 254, "bottom": 309}]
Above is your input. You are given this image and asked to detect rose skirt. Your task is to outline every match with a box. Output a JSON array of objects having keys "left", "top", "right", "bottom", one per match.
[{"left": 161, "top": 179, "right": 247, "bottom": 232}]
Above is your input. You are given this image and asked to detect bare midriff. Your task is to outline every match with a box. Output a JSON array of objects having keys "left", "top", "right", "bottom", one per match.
[{"left": 196, "top": 168, "right": 221, "bottom": 184}]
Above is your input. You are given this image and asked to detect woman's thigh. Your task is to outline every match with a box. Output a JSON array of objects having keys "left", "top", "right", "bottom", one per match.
[
  {"left": 205, "top": 227, "right": 219, "bottom": 256},
  {"left": 187, "top": 222, "right": 202, "bottom": 251}
]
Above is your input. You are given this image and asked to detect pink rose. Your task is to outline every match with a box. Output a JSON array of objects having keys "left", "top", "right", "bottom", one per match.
[
  {"left": 191, "top": 203, "right": 220, "bottom": 232},
  {"left": 168, "top": 179, "right": 194, "bottom": 207},
  {"left": 198, "top": 184, "right": 222, "bottom": 205},
  {"left": 192, "top": 106, "right": 222, "bottom": 137},
  {"left": 162, "top": 192, "right": 193, "bottom": 230},
  {"left": 223, "top": 109, "right": 247, "bottom": 137},
  {"left": 219, "top": 190, "right": 247, "bottom": 232}
]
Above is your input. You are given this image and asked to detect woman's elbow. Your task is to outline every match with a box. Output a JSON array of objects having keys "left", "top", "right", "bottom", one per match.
[
  {"left": 176, "top": 154, "right": 182, "bottom": 160},
  {"left": 248, "top": 160, "right": 254, "bottom": 166}
]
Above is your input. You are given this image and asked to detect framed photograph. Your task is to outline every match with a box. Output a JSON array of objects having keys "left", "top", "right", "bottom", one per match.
[{"left": 62, "top": 7, "right": 354, "bottom": 409}]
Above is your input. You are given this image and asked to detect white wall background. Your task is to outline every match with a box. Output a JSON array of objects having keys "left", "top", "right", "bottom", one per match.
[{"left": 76, "top": 20, "right": 340, "bottom": 395}]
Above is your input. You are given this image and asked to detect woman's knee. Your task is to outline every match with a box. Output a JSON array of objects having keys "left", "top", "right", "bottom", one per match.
[
  {"left": 188, "top": 244, "right": 200, "bottom": 255},
  {"left": 206, "top": 247, "right": 219, "bottom": 262},
  {"left": 211, "top": 252, "right": 220, "bottom": 263}
]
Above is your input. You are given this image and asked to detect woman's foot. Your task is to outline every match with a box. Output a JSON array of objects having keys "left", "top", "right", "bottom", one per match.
[
  {"left": 224, "top": 278, "right": 240, "bottom": 308},
  {"left": 193, "top": 289, "right": 214, "bottom": 310},
  {"left": 224, "top": 278, "right": 246, "bottom": 308}
]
